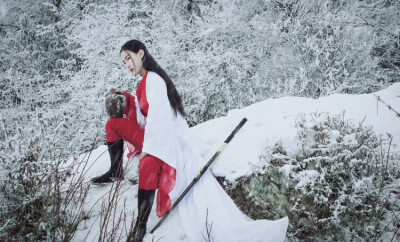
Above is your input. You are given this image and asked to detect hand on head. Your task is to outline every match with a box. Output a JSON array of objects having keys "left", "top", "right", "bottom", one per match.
[{"left": 109, "top": 87, "right": 123, "bottom": 94}]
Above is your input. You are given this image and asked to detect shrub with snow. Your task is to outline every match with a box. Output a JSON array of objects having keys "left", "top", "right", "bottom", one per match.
[
  {"left": 0, "top": 115, "right": 90, "bottom": 241},
  {"left": 225, "top": 112, "right": 400, "bottom": 241}
]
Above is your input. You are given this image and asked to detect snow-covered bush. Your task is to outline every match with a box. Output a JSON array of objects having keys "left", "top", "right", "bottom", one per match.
[
  {"left": 224, "top": 112, "right": 400, "bottom": 241},
  {"left": 0, "top": 115, "right": 90, "bottom": 241},
  {"left": 288, "top": 112, "right": 400, "bottom": 240}
]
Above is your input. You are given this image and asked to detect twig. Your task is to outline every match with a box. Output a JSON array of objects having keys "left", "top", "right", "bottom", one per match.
[
  {"left": 391, "top": 225, "right": 400, "bottom": 242},
  {"left": 372, "top": 137, "right": 388, "bottom": 228},
  {"left": 202, "top": 208, "right": 213, "bottom": 242},
  {"left": 377, "top": 215, "right": 398, "bottom": 239},
  {"left": 332, "top": 220, "right": 363, "bottom": 241},
  {"left": 152, "top": 235, "right": 165, "bottom": 242},
  {"left": 0, "top": 219, "right": 11, "bottom": 231},
  {"left": 374, "top": 95, "right": 400, "bottom": 118},
  {"left": 0, "top": 117, "right": 8, "bottom": 142},
  {"left": 87, "top": 149, "right": 136, "bottom": 242}
]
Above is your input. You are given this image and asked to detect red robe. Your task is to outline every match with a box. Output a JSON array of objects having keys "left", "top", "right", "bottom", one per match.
[
  {"left": 105, "top": 71, "right": 176, "bottom": 217},
  {"left": 134, "top": 71, "right": 176, "bottom": 217}
]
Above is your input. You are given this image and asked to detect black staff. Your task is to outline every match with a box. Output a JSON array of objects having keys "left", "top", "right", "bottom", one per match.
[{"left": 150, "top": 117, "right": 248, "bottom": 234}]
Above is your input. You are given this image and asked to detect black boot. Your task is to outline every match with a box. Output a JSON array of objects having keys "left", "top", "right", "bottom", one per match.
[
  {"left": 128, "top": 189, "right": 156, "bottom": 242},
  {"left": 91, "top": 139, "right": 124, "bottom": 184}
]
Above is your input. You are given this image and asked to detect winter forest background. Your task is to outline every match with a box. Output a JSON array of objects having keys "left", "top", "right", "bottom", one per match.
[{"left": 0, "top": 0, "right": 399, "bottom": 241}]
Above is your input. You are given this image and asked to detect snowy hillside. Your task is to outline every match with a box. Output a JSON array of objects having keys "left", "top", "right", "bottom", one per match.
[{"left": 72, "top": 83, "right": 400, "bottom": 241}]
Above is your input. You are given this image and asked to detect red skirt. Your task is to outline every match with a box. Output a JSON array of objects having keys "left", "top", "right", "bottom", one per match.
[{"left": 106, "top": 117, "right": 176, "bottom": 217}]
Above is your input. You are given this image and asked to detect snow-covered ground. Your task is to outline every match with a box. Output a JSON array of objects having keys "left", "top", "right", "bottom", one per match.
[{"left": 72, "top": 83, "right": 400, "bottom": 241}]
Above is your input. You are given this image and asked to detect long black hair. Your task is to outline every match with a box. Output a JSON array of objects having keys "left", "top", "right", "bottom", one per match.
[{"left": 120, "top": 39, "right": 185, "bottom": 117}]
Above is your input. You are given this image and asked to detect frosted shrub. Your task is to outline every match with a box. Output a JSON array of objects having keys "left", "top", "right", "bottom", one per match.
[
  {"left": 226, "top": 112, "right": 400, "bottom": 241},
  {"left": 0, "top": 115, "right": 90, "bottom": 241},
  {"left": 282, "top": 112, "right": 398, "bottom": 240}
]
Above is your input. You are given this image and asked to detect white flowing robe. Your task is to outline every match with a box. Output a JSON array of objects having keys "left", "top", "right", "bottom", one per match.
[{"left": 135, "top": 71, "right": 288, "bottom": 241}]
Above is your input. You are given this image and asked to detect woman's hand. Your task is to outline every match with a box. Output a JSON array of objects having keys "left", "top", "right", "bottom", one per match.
[
  {"left": 109, "top": 87, "right": 124, "bottom": 94},
  {"left": 139, "top": 152, "right": 148, "bottom": 160}
]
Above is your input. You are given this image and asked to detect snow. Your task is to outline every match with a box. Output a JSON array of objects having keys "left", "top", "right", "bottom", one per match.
[
  {"left": 294, "top": 170, "right": 320, "bottom": 190},
  {"left": 205, "top": 83, "right": 400, "bottom": 181},
  {"left": 71, "top": 83, "right": 400, "bottom": 241}
]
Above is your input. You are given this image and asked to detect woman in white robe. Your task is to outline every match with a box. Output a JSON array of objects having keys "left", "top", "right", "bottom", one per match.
[{"left": 109, "top": 39, "right": 288, "bottom": 242}]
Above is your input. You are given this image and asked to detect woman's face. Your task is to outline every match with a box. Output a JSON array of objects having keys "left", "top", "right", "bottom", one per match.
[{"left": 120, "top": 49, "right": 145, "bottom": 76}]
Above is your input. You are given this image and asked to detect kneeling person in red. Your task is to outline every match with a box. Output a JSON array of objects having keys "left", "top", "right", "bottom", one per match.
[{"left": 93, "top": 74, "right": 177, "bottom": 242}]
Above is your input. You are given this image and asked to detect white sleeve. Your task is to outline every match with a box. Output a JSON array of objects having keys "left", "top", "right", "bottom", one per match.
[{"left": 142, "top": 72, "right": 178, "bottom": 168}]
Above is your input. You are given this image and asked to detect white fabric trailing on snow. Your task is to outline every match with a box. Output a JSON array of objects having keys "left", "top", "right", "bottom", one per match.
[{"left": 136, "top": 71, "right": 288, "bottom": 241}]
